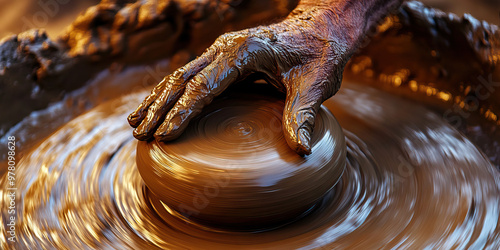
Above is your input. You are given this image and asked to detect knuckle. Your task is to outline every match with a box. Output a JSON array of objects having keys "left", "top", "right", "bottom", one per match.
[
  {"left": 149, "top": 101, "right": 162, "bottom": 112},
  {"left": 296, "top": 107, "right": 316, "bottom": 127},
  {"left": 233, "top": 37, "right": 270, "bottom": 69},
  {"left": 188, "top": 75, "right": 210, "bottom": 96},
  {"left": 171, "top": 67, "right": 186, "bottom": 79},
  {"left": 204, "top": 44, "right": 219, "bottom": 60},
  {"left": 215, "top": 31, "right": 240, "bottom": 45},
  {"left": 217, "top": 31, "right": 254, "bottom": 50},
  {"left": 165, "top": 72, "right": 186, "bottom": 89}
]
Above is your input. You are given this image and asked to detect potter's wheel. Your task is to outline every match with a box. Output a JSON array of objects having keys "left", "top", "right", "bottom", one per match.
[
  {"left": 2, "top": 80, "right": 499, "bottom": 249},
  {"left": 1, "top": 0, "right": 499, "bottom": 248}
]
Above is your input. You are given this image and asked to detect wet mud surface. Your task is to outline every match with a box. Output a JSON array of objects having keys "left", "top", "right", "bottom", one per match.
[{"left": 1, "top": 80, "right": 498, "bottom": 249}]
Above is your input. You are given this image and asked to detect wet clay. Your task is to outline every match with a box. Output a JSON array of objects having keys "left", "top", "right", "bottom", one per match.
[
  {"left": 127, "top": 0, "right": 406, "bottom": 155},
  {"left": 2, "top": 1, "right": 499, "bottom": 164},
  {"left": 0, "top": 0, "right": 297, "bottom": 135},
  {"left": 1, "top": 81, "right": 498, "bottom": 249},
  {"left": 0, "top": 0, "right": 499, "bottom": 249},
  {"left": 2, "top": 0, "right": 498, "bottom": 147},
  {"left": 136, "top": 88, "right": 346, "bottom": 230}
]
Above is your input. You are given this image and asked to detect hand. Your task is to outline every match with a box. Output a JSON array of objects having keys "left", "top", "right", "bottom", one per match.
[{"left": 128, "top": 7, "right": 355, "bottom": 155}]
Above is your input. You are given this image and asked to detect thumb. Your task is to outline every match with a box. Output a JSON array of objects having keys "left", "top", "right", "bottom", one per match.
[{"left": 282, "top": 76, "right": 335, "bottom": 155}]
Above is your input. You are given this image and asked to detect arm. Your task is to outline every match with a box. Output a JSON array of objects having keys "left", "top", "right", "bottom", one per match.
[
  {"left": 128, "top": 0, "right": 404, "bottom": 155},
  {"left": 0, "top": 0, "right": 296, "bottom": 136}
]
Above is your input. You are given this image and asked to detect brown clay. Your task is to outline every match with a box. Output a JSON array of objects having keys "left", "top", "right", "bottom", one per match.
[
  {"left": 2, "top": 81, "right": 499, "bottom": 249},
  {"left": 128, "top": 0, "right": 404, "bottom": 155},
  {"left": 136, "top": 88, "right": 346, "bottom": 230},
  {"left": 0, "top": 0, "right": 499, "bottom": 249}
]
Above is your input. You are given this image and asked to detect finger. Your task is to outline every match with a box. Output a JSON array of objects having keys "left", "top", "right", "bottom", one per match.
[
  {"left": 128, "top": 46, "right": 216, "bottom": 128},
  {"left": 133, "top": 77, "right": 186, "bottom": 140},
  {"left": 132, "top": 48, "right": 218, "bottom": 139},
  {"left": 154, "top": 57, "right": 240, "bottom": 141},
  {"left": 282, "top": 74, "right": 334, "bottom": 156},
  {"left": 128, "top": 43, "right": 219, "bottom": 129},
  {"left": 128, "top": 79, "right": 166, "bottom": 127}
]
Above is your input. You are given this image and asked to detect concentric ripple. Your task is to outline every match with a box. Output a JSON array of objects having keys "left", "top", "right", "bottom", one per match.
[
  {"left": 137, "top": 92, "right": 346, "bottom": 230},
  {"left": 1, "top": 82, "right": 499, "bottom": 249}
]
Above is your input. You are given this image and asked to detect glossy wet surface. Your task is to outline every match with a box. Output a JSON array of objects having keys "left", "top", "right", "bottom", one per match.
[
  {"left": 1, "top": 80, "right": 499, "bottom": 249},
  {"left": 137, "top": 91, "right": 346, "bottom": 230}
]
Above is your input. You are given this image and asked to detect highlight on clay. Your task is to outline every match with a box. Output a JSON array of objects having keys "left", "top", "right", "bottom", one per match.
[{"left": 0, "top": 0, "right": 499, "bottom": 249}]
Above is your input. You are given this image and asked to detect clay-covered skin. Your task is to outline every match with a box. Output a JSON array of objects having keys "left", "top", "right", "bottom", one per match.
[
  {"left": 1, "top": 0, "right": 498, "bottom": 159},
  {"left": 136, "top": 88, "right": 346, "bottom": 229},
  {"left": 128, "top": 0, "right": 404, "bottom": 155},
  {"left": 0, "top": 0, "right": 297, "bottom": 136},
  {"left": 0, "top": 1, "right": 499, "bottom": 249}
]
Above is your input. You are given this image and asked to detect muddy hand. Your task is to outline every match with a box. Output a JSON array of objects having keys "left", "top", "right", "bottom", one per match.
[{"left": 128, "top": 1, "right": 394, "bottom": 155}]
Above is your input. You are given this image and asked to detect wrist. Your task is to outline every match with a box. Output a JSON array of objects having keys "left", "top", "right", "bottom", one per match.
[
  {"left": 291, "top": 0, "right": 403, "bottom": 54},
  {"left": 286, "top": 5, "right": 364, "bottom": 56}
]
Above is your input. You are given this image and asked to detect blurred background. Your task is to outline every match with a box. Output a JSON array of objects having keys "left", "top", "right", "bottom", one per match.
[
  {"left": 0, "top": 0, "right": 100, "bottom": 39},
  {"left": 0, "top": 0, "right": 498, "bottom": 40}
]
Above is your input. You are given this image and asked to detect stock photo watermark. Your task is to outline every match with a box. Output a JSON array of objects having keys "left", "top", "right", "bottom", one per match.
[
  {"left": 393, "top": 154, "right": 414, "bottom": 185},
  {"left": 443, "top": 74, "right": 500, "bottom": 128},
  {"left": 5, "top": 136, "right": 17, "bottom": 243},
  {"left": 177, "top": 171, "right": 231, "bottom": 217},
  {"left": 177, "top": 115, "right": 282, "bottom": 218}
]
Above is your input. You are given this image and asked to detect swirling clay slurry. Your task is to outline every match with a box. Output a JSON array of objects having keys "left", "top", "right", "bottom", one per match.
[{"left": 1, "top": 82, "right": 500, "bottom": 249}]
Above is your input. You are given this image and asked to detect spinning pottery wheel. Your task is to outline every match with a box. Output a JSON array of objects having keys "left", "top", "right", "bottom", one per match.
[
  {"left": 137, "top": 89, "right": 346, "bottom": 230},
  {"left": 1, "top": 0, "right": 500, "bottom": 249}
]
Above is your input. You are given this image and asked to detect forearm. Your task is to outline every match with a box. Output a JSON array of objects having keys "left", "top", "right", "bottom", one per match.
[{"left": 290, "top": 0, "right": 404, "bottom": 52}]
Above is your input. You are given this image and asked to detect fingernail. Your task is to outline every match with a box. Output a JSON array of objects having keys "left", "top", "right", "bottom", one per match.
[
  {"left": 154, "top": 120, "right": 176, "bottom": 141},
  {"left": 154, "top": 133, "right": 172, "bottom": 142},
  {"left": 128, "top": 113, "right": 140, "bottom": 127},
  {"left": 154, "top": 124, "right": 168, "bottom": 141},
  {"left": 154, "top": 130, "right": 179, "bottom": 141},
  {"left": 297, "top": 128, "right": 312, "bottom": 155},
  {"left": 133, "top": 127, "right": 151, "bottom": 140}
]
